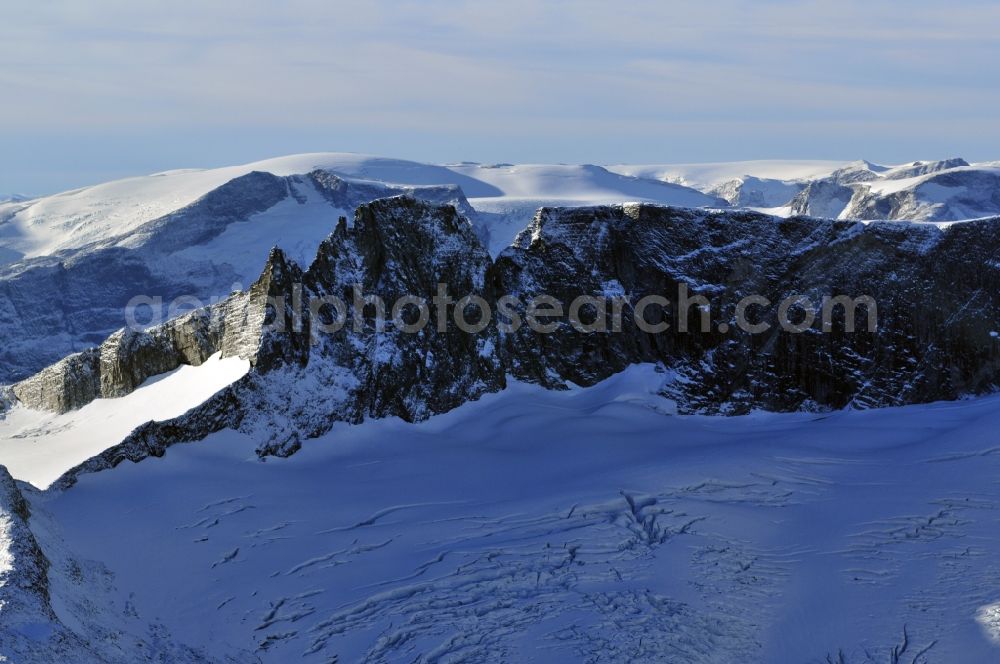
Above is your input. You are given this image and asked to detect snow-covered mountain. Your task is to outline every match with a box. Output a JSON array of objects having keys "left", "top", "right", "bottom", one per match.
[
  {"left": 5, "top": 154, "right": 1000, "bottom": 661},
  {"left": 612, "top": 157, "right": 1000, "bottom": 222},
  {"left": 607, "top": 159, "right": 849, "bottom": 190},
  {"left": 0, "top": 154, "right": 720, "bottom": 265},
  {"left": 785, "top": 159, "right": 1000, "bottom": 221},
  {"left": 844, "top": 164, "right": 1000, "bottom": 221}
]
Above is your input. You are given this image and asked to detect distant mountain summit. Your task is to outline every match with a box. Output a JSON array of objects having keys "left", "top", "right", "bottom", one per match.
[{"left": 610, "top": 157, "right": 1000, "bottom": 222}]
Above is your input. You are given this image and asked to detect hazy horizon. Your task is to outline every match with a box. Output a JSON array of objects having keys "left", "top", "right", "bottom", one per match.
[{"left": 3, "top": 0, "right": 999, "bottom": 194}]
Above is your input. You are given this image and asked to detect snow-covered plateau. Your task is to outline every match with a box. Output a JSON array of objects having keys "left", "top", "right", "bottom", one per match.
[{"left": 3, "top": 153, "right": 1000, "bottom": 662}]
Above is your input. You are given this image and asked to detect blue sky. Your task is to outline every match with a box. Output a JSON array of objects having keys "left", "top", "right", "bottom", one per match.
[{"left": 2, "top": 0, "right": 999, "bottom": 194}]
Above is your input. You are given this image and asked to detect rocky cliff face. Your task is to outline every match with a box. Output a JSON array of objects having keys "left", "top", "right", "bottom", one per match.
[
  {"left": 301, "top": 197, "right": 503, "bottom": 421},
  {"left": 9, "top": 198, "right": 1000, "bottom": 487},
  {"left": 496, "top": 204, "right": 1000, "bottom": 413},
  {"left": 785, "top": 160, "right": 1000, "bottom": 222},
  {"left": 10, "top": 250, "right": 285, "bottom": 413}
]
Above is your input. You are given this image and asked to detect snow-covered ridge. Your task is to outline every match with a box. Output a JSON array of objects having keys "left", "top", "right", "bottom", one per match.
[
  {"left": 2, "top": 153, "right": 995, "bottom": 272},
  {"left": 607, "top": 159, "right": 850, "bottom": 190}
]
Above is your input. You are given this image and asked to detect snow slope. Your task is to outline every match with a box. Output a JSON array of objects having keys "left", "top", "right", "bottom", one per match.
[
  {"left": 865, "top": 165, "right": 1000, "bottom": 196},
  {"left": 448, "top": 162, "right": 720, "bottom": 203},
  {"left": 0, "top": 353, "right": 248, "bottom": 489},
  {"left": 168, "top": 175, "right": 349, "bottom": 286},
  {"left": 0, "top": 154, "right": 446, "bottom": 263},
  {"left": 4, "top": 366, "right": 998, "bottom": 661}
]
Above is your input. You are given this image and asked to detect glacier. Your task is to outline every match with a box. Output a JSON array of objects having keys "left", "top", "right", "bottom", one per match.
[{"left": 3, "top": 367, "right": 1000, "bottom": 660}]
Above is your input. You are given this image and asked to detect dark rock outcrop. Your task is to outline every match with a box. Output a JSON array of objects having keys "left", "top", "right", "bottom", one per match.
[
  {"left": 302, "top": 197, "right": 503, "bottom": 422},
  {"left": 495, "top": 204, "right": 1000, "bottom": 413},
  {"left": 10, "top": 237, "right": 308, "bottom": 414},
  {"left": 308, "top": 170, "right": 476, "bottom": 220},
  {"left": 14, "top": 199, "right": 1000, "bottom": 488},
  {"left": 0, "top": 466, "right": 53, "bottom": 624}
]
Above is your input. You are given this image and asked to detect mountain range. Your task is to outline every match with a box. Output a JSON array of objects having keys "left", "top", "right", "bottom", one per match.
[
  {"left": 4, "top": 153, "right": 1000, "bottom": 661},
  {"left": 3, "top": 153, "right": 1000, "bottom": 386}
]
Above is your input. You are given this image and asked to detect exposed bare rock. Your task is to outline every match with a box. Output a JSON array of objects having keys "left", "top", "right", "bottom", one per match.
[
  {"left": 10, "top": 242, "right": 305, "bottom": 413},
  {"left": 494, "top": 204, "right": 1000, "bottom": 413},
  {"left": 789, "top": 179, "right": 856, "bottom": 218},
  {"left": 301, "top": 197, "right": 503, "bottom": 422},
  {"left": 0, "top": 466, "right": 53, "bottom": 626},
  {"left": 50, "top": 196, "right": 504, "bottom": 483}
]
